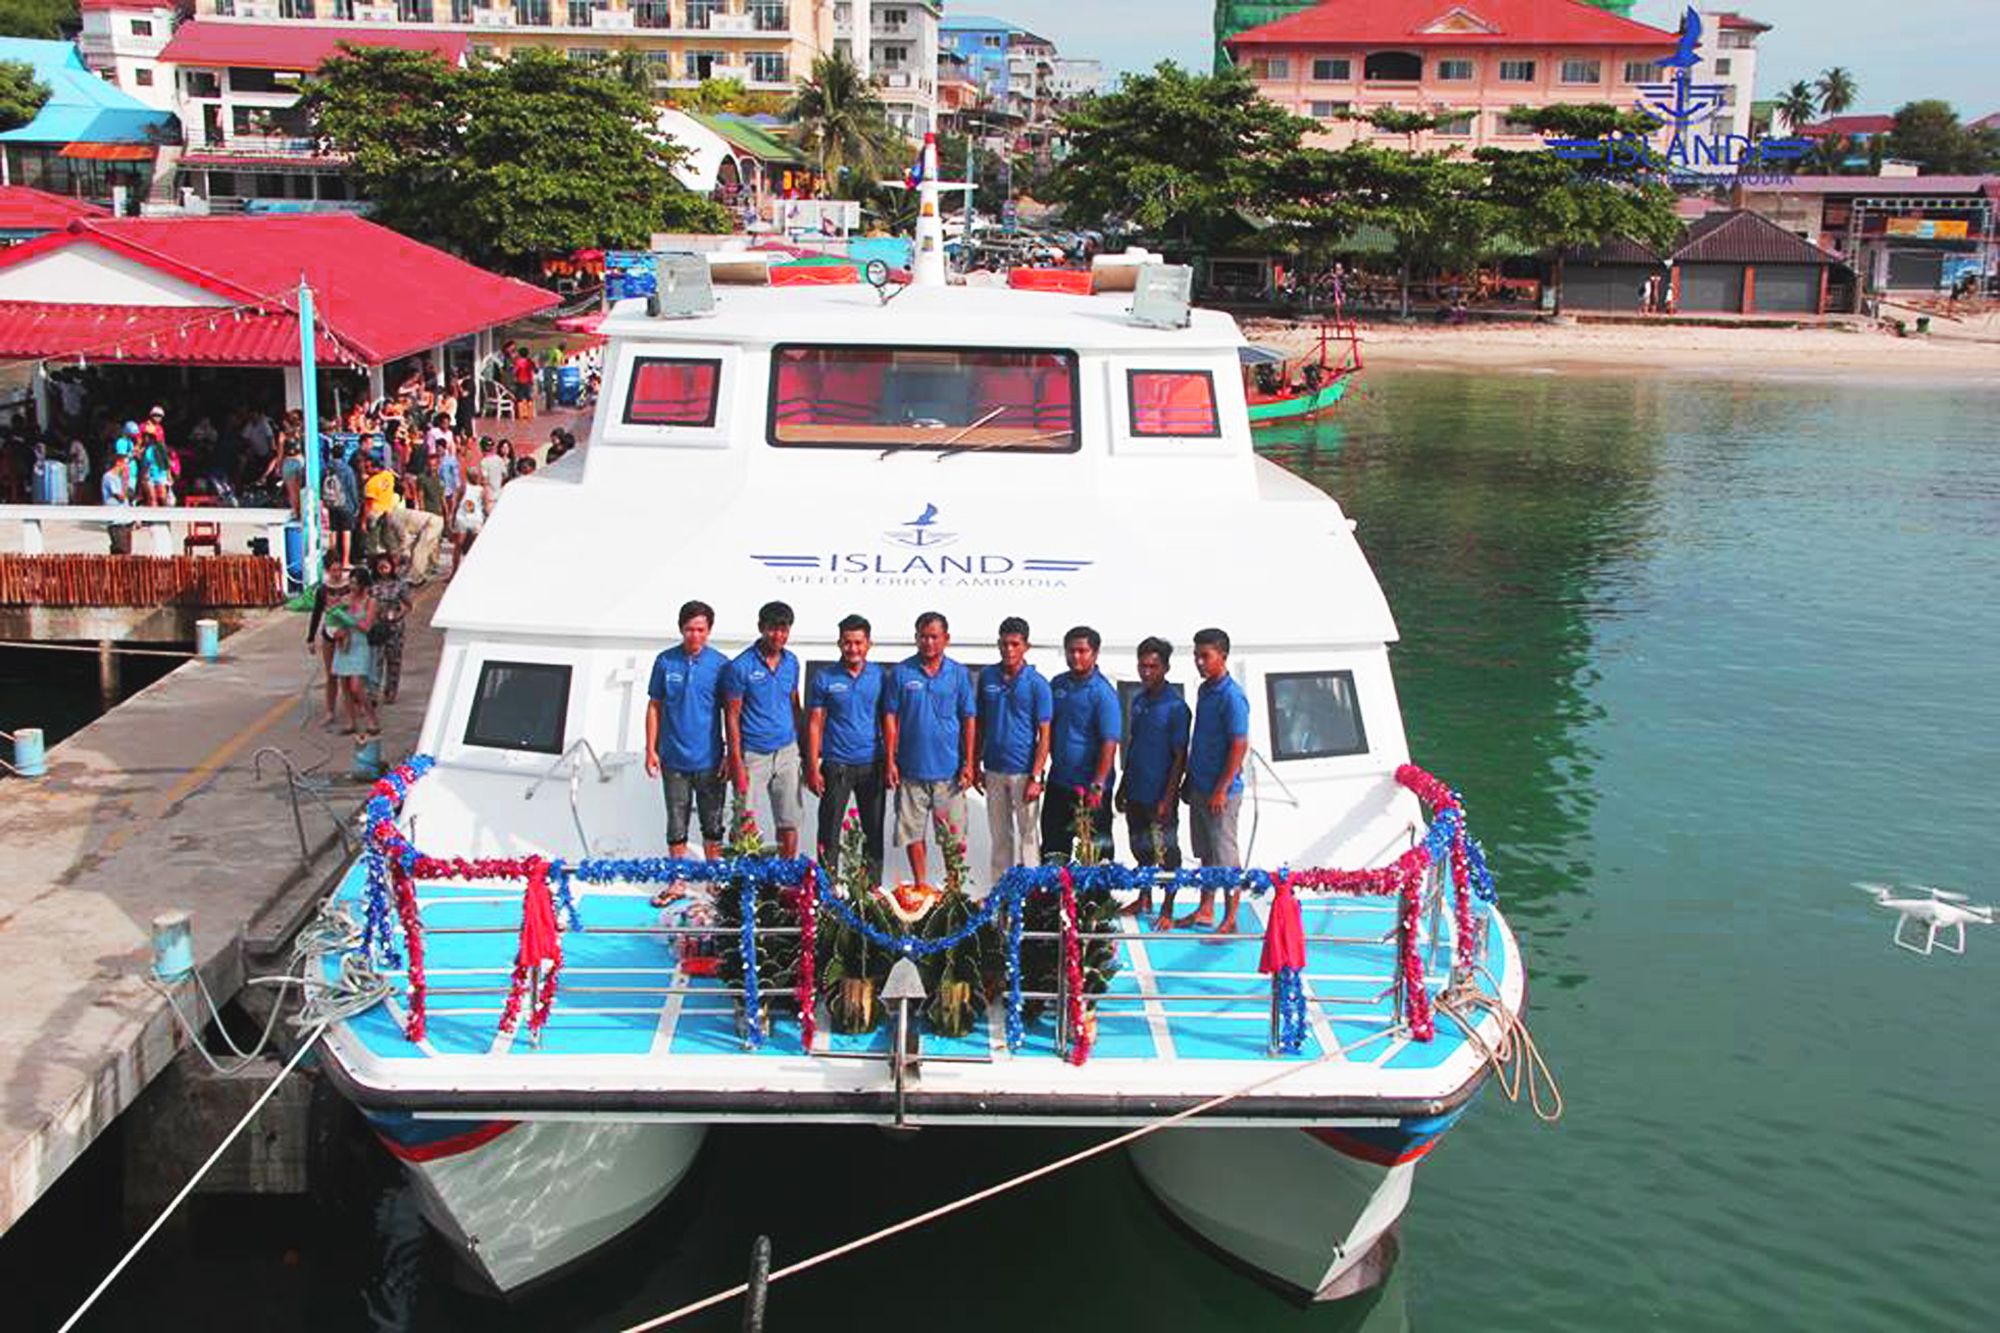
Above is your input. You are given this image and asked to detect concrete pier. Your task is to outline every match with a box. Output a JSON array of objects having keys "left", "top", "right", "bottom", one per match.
[{"left": 0, "top": 588, "right": 443, "bottom": 1235}]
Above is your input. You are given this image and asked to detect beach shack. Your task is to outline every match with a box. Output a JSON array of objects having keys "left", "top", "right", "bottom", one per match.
[
  {"left": 1668, "top": 210, "right": 1851, "bottom": 316},
  {"left": 1557, "top": 237, "right": 1667, "bottom": 312}
]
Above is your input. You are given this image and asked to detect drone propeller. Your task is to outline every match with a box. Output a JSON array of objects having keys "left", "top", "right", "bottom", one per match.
[
  {"left": 1912, "top": 885, "right": 1971, "bottom": 902},
  {"left": 1853, "top": 882, "right": 1896, "bottom": 901}
]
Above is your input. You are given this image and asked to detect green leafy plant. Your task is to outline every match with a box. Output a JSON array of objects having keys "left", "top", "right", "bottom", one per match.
[
  {"left": 817, "top": 815, "right": 894, "bottom": 1034},
  {"left": 919, "top": 815, "right": 983, "bottom": 1038},
  {"left": 713, "top": 786, "right": 800, "bottom": 1035}
]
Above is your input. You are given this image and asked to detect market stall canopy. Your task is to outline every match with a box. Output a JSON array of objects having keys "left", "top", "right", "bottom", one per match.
[{"left": 0, "top": 214, "right": 556, "bottom": 367}]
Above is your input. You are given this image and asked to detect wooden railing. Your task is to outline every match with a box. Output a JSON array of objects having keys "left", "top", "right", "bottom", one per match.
[{"left": 0, "top": 555, "right": 283, "bottom": 607}]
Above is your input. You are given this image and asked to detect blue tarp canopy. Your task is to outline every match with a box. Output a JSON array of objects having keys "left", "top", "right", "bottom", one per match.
[{"left": 0, "top": 38, "right": 175, "bottom": 145}]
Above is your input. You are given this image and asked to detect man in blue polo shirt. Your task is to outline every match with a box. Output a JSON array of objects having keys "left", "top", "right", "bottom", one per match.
[
  {"left": 1042, "top": 625, "right": 1121, "bottom": 864},
  {"left": 1165, "top": 626, "right": 1251, "bottom": 934},
  {"left": 882, "top": 610, "right": 976, "bottom": 887},
  {"left": 724, "top": 600, "right": 804, "bottom": 857},
  {"left": 1117, "top": 636, "right": 1190, "bottom": 926},
  {"left": 646, "top": 599, "right": 730, "bottom": 871},
  {"left": 974, "top": 616, "right": 1052, "bottom": 885},
  {"left": 806, "top": 613, "right": 886, "bottom": 883}
]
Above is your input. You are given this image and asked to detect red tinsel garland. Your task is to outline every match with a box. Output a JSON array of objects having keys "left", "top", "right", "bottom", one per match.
[
  {"left": 388, "top": 857, "right": 427, "bottom": 1041},
  {"left": 1059, "top": 867, "right": 1091, "bottom": 1066},
  {"left": 790, "top": 865, "right": 817, "bottom": 1052}
]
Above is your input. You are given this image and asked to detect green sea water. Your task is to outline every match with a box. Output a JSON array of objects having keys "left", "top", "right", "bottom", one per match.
[{"left": 21, "top": 367, "right": 2000, "bottom": 1330}]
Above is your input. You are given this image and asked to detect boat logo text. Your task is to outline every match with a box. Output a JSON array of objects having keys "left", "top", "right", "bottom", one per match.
[{"left": 749, "top": 503, "right": 1092, "bottom": 588}]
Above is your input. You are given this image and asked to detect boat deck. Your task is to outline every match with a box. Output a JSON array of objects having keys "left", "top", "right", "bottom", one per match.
[{"left": 320, "top": 861, "right": 1518, "bottom": 1124}]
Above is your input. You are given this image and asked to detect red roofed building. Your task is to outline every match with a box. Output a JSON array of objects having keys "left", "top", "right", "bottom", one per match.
[
  {"left": 1226, "top": 0, "right": 1679, "bottom": 153},
  {"left": 0, "top": 186, "right": 109, "bottom": 245},
  {"left": 159, "top": 22, "right": 471, "bottom": 213},
  {"left": 0, "top": 213, "right": 555, "bottom": 414}
]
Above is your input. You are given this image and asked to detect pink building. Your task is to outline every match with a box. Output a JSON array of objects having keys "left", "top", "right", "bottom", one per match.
[{"left": 1226, "top": 0, "right": 1679, "bottom": 154}]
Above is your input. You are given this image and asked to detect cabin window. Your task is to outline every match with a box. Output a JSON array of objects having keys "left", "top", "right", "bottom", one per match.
[
  {"left": 1127, "top": 369, "right": 1221, "bottom": 438},
  {"left": 1267, "top": 670, "right": 1368, "bottom": 760},
  {"left": 624, "top": 357, "right": 721, "bottom": 427},
  {"left": 768, "top": 344, "right": 1080, "bottom": 452},
  {"left": 464, "top": 661, "right": 572, "bottom": 754}
]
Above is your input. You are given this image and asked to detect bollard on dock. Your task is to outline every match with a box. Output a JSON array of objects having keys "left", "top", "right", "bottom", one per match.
[
  {"left": 150, "top": 910, "right": 194, "bottom": 983},
  {"left": 194, "top": 618, "right": 220, "bottom": 662}
]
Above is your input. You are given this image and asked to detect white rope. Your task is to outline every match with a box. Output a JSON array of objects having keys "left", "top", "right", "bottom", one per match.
[
  {"left": 56, "top": 1024, "right": 326, "bottom": 1333},
  {"left": 1436, "top": 973, "right": 1563, "bottom": 1124},
  {"left": 617, "top": 1025, "right": 1400, "bottom": 1333}
]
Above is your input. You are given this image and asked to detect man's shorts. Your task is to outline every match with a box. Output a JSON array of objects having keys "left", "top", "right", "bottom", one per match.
[
  {"left": 743, "top": 743, "right": 803, "bottom": 831},
  {"left": 662, "top": 768, "right": 726, "bottom": 846},
  {"left": 1188, "top": 790, "right": 1243, "bottom": 867},
  {"left": 895, "top": 778, "right": 966, "bottom": 847}
]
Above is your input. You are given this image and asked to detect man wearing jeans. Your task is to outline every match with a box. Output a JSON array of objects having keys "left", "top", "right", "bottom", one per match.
[
  {"left": 645, "top": 600, "right": 730, "bottom": 867},
  {"left": 974, "top": 616, "right": 1052, "bottom": 886},
  {"left": 1117, "top": 636, "right": 1190, "bottom": 926},
  {"left": 725, "top": 600, "right": 804, "bottom": 857},
  {"left": 805, "top": 613, "right": 886, "bottom": 884},
  {"left": 882, "top": 611, "right": 976, "bottom": 888}
]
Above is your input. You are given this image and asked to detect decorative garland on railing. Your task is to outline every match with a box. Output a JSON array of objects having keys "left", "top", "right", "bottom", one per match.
[{"left": 357, "top": 758, "right": 1496, "bottom": 1057}]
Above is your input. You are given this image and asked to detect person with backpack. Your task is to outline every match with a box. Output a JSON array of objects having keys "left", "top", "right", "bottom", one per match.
[{"left": 321, "top": 441, "right": 360, "bottom": 568}]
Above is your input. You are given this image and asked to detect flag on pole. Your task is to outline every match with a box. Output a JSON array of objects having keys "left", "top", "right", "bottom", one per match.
[{"left": 905, "top": 146, "right": 926, "bottom": 190}]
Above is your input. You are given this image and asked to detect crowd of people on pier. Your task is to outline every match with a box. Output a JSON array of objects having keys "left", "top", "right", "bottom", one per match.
[{"left": 647, "top": 601, "right": 1254, "bottom": 933}]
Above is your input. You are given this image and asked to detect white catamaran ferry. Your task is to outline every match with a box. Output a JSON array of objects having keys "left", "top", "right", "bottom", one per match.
[{"left": 312, "top": 142, "right": 1534, "bottom": 1304}]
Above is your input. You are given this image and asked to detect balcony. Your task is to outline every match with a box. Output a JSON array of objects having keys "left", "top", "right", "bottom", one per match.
[{"left": 183, "top": 134, "right": 351, "bottom": 165}]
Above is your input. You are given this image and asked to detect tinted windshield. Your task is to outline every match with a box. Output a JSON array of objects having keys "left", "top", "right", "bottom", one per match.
[{"left": 769, "top": 344, "right": 1080, "bottom": 452}]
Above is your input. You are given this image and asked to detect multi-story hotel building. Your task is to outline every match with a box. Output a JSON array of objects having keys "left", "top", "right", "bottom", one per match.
[
  {"left": 157, "top": 0, "right": 833, "bottom": 97},
  {"left": 1226, "top": 0, "right": 1678, "bottom": 154},
  {"left": 833, "top": 1, "right": 940, "bottom": 139},
  {"left": 1693, "top": 10, "right": 1768, "bottom": 142}
]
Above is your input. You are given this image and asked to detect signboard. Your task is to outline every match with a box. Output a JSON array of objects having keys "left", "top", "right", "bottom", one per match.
[
  {"left": 1885, "top": 218, "right": 1970, "bottom": 240},
  {"left": 604, "top": 251, "right": 656, "bottom": 302},
  {"left": 778, "top": 199, "right": 861, "bottom": 237}
]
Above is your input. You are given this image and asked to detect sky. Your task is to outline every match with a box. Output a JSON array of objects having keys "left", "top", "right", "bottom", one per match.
[{"left": 980, "top": 0, "right": 2000, "bottom": 118}]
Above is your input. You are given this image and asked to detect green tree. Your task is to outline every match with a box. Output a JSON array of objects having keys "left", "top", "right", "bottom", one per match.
[
  {"left": 1501, "top": 102, "right": 1662, "bottom": 139},
  {"left": 1477, "top": 148, "right": 1680, "bottom": 256},
  {"left": 1885, "top": 99, "right": 2000, "bottom": 174},
  {"left": 785, "top": 52, "right": 902, "bottom": 199},
  {"left": 1814, "top": 66, "right": 1858, "bottom": 117},
  {"left": 599, "top": 46, "right": 659, "bottom": 100},
  {"left": 1048, "top": 61, "right": 1310, "bottom": 245},
  {"left": 304, "top": 46, "right": 729, "bottom": 273},
  {"left": 0, "top": 0, "right": 74, "bottom": 40},
  {"left": 671, "top": 77, "right": 787, "bottom": 116},
  {"left": 0, "top": 57, "right": 49, "bottom": 132},
  {"left": 1775, "top": 80, "right": 1818, "bottom": 134},
  {"left": 1805, "top": 131, "right": 1853, "bottom": 175}
]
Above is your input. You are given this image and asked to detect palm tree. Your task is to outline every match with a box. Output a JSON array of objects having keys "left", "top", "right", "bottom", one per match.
[
  {"left": 785, "top": 53, "right": 903, "bottom": 199},
  {"left": 1814, "top": 66, "right": 1858, "bottom": 117},
  {"left": 1807, "top": 132, "right": 1852, "bottom": 175},
  {"left": 599, "top": 47, "right": 659, "bottom": 101},
  {"left": 1775, "top": 80, "right": 1818, "bottom": 134}
]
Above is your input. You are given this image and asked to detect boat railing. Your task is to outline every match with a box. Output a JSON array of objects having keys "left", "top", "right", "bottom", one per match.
[{"left": 352, "top": 757, "right": 1498, "bottom": 1063}]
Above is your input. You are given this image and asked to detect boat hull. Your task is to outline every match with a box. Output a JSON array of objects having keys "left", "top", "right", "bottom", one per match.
[
  {"left": 1247, "top": 378, "right": 1350, "bottom": 424},
  {"left": 373, "top": 1115, "right": 707, "bottom": 1293},
  {"left": 1130, "top": 1123, "right": 1437, "bottom": 1300}
]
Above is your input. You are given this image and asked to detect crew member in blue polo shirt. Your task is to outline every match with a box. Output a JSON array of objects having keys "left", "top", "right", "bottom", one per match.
[
  {"left": 646, "top": 599, "right": 730, "bottom": 875},
  {"left": 1164, "top": 626, "right": 1251, "bottom": 934},
  {"left": 882, "top": 610, "right": 976, "bottom": 888},
  {"left": 974, "top": 616, "right": 1053, "bottom": 885},
  {"left": 805, "top": 613, "right": 886, "bottom": 883},
  {"left": 1042, "top": 625, "right": 1121, "bottom": 863},
  {"left": 1116, "top": 635, "right": 1190, "bottom": 926},
  {"left": 724, "top": 600, "right": 804, "bottom": 857}
]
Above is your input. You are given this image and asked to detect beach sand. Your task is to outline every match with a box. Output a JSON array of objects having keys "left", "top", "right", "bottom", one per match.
[{"left": 1241, "top": 313, "right": 2000, "bottom": 381}]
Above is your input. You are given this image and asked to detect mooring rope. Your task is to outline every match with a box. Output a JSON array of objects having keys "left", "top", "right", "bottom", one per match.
[
  {"left": 1435, "top": 972, "right": 1563, "bottom": 1123},
  {"left": 616, "top": 1026, "right": 1402, "bottom": 1333},
  {"left": 55, "top": 1024, "right": 327, "bottom": 1333}
]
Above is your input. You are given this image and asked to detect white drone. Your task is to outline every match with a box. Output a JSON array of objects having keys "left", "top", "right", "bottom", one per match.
[{"left": 1855, "top": 882, "right": 1996, "bottom": 956}]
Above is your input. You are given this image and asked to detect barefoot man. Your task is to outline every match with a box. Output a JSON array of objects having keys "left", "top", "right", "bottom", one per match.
[
  {"left": 1165, "top": 627, "right": 1250, "bottom": 933},
  {"left": 645, "top": 600, "right": 730, "bottom": 889},
  {"left": 1116, "top": 636, "right": 1189, "bottom": 926},
  {"left": 882, "top": 611, "right": 977, "bottom": 887}
]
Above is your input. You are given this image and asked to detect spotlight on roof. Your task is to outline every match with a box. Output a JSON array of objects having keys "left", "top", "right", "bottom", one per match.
[
  {"left": 1130, "top": 263, "right": 1193, "bottom": 330},
  {"left": 648, "top": 254, "right": 715, "bottom": 319}
]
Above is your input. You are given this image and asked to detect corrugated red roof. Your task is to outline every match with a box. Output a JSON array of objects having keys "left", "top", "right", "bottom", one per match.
[
  {"left": 1227, "top": 0, "right": 1677, "bottom": 49},
  {"left": 0, "top": 214, "right": 556, "bottom": 366},
  {"left": 0, "top": 301, "right": 349, "bottom": 366},
  {"left": 1671, "top": 210, "right": 1844, "bottom": 266},
  {"left": 158, "top": 20, "right": 469, "bottom": 71},
  {"left": 1710, "top": 12, "right": 1771, "bottom": 31},
  {"left": 1799, "top": 114, "right": 1895, "bottom": 137},
  {"left": 0, "top": 185, "right": 108, "bottom": 232}
]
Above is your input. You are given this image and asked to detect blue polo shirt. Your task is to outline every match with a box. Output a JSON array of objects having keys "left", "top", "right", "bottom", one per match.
[
  {"left": 808, "top": 661, "right": 884, "bottom": 766},
  {"left": 1189, "top": 672, "right": 1250, "bottom": 797},
  {"left": 883, "top": 655, "right": 975, "bottom": 782},
  {"left": 977, "top": 662, "right": 1053, "bottom": 775},
  {"left": 1124, "top": 685, "right": 1191, "bottom": 807},
  {"left": 648, "top": 644, "right": 728, "bottom": 772},
  {"left": 723, "top": 645, "right": 800, "bottom": 754},
  {"left": 1049, "top": 668, "right": 1120, "bottom": 790}
]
